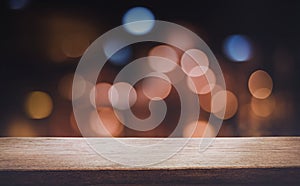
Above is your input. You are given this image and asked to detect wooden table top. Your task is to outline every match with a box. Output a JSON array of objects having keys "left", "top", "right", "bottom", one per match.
[{"left": 0, "top": 137, "right": 299, "bottom": 185}]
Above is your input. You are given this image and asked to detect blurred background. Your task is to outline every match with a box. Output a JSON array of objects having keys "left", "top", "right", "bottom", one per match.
[{"left": 1, "top": 0, "right": 300, "bottom": 137}]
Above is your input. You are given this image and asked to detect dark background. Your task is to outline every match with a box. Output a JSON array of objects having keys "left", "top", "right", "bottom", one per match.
[{"left": 0, "top": 0, "right": 300, "bottom": 137}]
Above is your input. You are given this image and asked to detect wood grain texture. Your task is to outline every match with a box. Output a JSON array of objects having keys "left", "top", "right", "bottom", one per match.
[{"left": 0, "top": 137, "right": 299, "bottom": 185}]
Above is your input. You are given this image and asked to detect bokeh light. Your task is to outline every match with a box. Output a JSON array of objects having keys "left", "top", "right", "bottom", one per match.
[
  {"left": 89, "top": 107, "right": 123, "bottom": 137},
  {"left": 181, "top": 49, "right": 209, "bottom": 77},
  {"left": 104, "top": 40, "right": 132, "bottom": 65},
  {"left": 61, "top": 33, "right": 90, "bottom": 58},
  {"left": 25, "top": 91, "right": 53, "bottom": 119},
  {"left": 187, "top": 68, "right": 216, "bottom": 94},
  {"left": 3, "top": 1, "right": 299, "bottom": 138},
  {"left": 167, "top": 29, "right": 195, "bottom": 51},
  {"left": 248, "top": 70, "right": 273, "bottom": 99},
  {"left": 58, "top": 73, "right": 86, "bottom": 100},
  {"left": 134, "top": 85, "right": 151, "bottom": 107},
  {"left": 212, "top": 90, "right": 238, "bottom": 120},
  {"left": 7, "top": 118, "right": 36, "bottom": 136},
  {"left": 183, "top": 120, "right": 215, "bottom": 137},
  {"left": 45, "top": 14, "right": 97, "bottom": 63},
  {"left": 142, "top": 76, "right": 172, "bottom": 100},
  {"left": 90, "top": 82, "right": 112, "bottom": 108},
  {"left": 164, "top": 64, "right": 186, "bottom": 84},
  {"left": 122, "top": 7, "right": 155, "bottom": 35},
  {"left": 148, "top": 45, "right": 179, "bottom": 73},
  {"left": 109, "top": 82, "right": 137, "bottom": 110},
  {"left": 199, "top": 85, "right": 223, "bottom": 113},
  {"left": 251, "top": 97, "right": 276, "bottom": 117},
  {"left": 9, "top": 0, "right": 29, "bottom": 10},
  {"left": 223, "top": 35, "right": 252, "bottom": 61}
]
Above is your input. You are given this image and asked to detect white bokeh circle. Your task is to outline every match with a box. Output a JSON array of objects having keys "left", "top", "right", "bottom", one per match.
[{"left": 72, "top": 21, "right": 226, "bottom": 166}]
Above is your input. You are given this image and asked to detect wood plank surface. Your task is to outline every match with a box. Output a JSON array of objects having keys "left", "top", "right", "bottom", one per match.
[{"left": 0, "top": 137, "right": 299, "bottom": 185}]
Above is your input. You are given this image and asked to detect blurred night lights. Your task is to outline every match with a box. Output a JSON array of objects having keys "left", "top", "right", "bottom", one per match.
[
  {"left": 89, "top": 108, "right": 123, "bottom": 137},
  {"left": 183, "top": 120, "right": 215, "bottom": 137},
  {"left": 248, "top": 70, "right": 273, "bottom": 99},
  {"left": 61, "top": 33, "right": 90, "bottom": 58},
  {"left": 25, "top": 91, "right": 53, "bottom": 119},
  {"left": 142, "top": 76, "right": 172, "bottom": 100},
  {"left": 251, "top": 97, "right": 276, "bottom": 117},
  {"left": 104, "top": 40, "right": 132, "bottom": 65},
  {"left": 148, "top": 45, "right": 179, "bottom": 73},
  {"left": 122, "top": 7, "right": 155, "bottom": 35},
  {"left": 187, "top": 68, "right": 216, "bottom": 95},
  {"left": 90, "top": 82, "right": 112, "bottom": 108},
  {"left": 2, "top": 0, "right": 299, "bottom": 139},
  {"left": 212, "top": 90, "right": 238, "bottom": 120},
  {"left": 223, "top": 35, "right": 252, "bottom": 62},
  {"left": 167, "top": 29, "right": 195, "bottom": 51},
  {"left": 181, "top": 49, "right": 209, "bottom": 77},
  {"left": 109, "top": 82, "right": 137, "bottom": 110},
  {"left": 7, "top": 118, "right": 36, "bottom": 137},
  {"left": 199, "top": 85, "right": 223, "bottom": 113},
  {"left": 9, "top": 0, "right": 29, "bottom": 10},
  {"left": 58, "top": 73, "right": 86, "bottom": 100}
]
